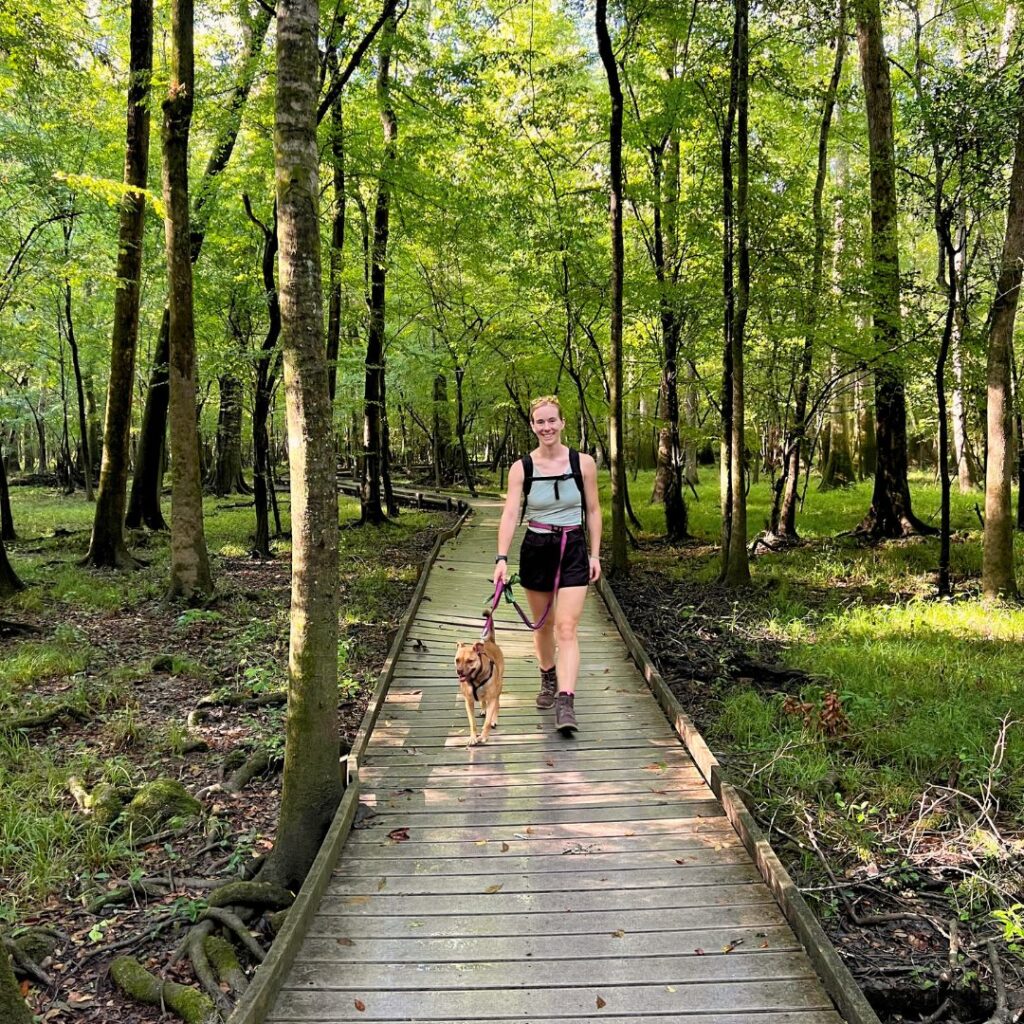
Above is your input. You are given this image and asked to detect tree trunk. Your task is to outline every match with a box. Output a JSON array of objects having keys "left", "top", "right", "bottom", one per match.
[
  {"left": 982, "top": 75, "right": 1024, "bottom": 598},
  {"left": 776, "top": 0, "right": 845, "bottom": 539},
  {"left": 936, "top": 216, "right": 957, "bottom": 596},
  {"left": 128, "top": 4, "right": 271, "bottom": 530},
  {"left": 242, "top": 196, "right": 281, "bottom": 560},
  {"left": 433, "top": 373, "right": 454, "bottom": 486},
  {"left": 596, "top": 0, "right": 628, "bottom": 574},
  {"left": 951, "top": 214, "right": 979, "bottom": 492},
  {"left": 86, "top": 376, "right": 101, "bottom": 479},
  {"left": 854, "top": 0, "right": 929, "bottom": 537},
  {"left": 326, "top": 76, "right": 344, "bottom": 407},
  {"left": 0, "top": 942, "right": 32, "bottom": 1024},
  {"left": 0, "top": 442, "right": 15, "bottom": 542},
  {"left": 64, "top": 253, "right": 94, "bottom": 501},
  {"left": 210, "top": 374, "right": 247, "bottom": 495},
  {"left": 361, "top": 15, "right": 397, "bottom": 525},
  {"left": 163, "top": 0, "right": 213, "bottom": 602},
  {"left": 724, "top": 0, "right": 751, "bottom": 585},
  {"left": 261, "top": 0, "right": 343, "bottom": 890},
  {"left": 85, "top": 0, "right": 152, "bottom": 569}
]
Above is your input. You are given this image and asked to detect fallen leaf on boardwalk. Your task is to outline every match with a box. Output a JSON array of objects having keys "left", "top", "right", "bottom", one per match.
[
  {"left": 610, "top": 929, "right": 625, "bottom": 938},
  {"left": 642, "top": 763, "right": 664, "bottom": 772},
  {"left": 650, "top": 788, "right": 668, "bottom": 795},
  {"left": 475, "top": 839, "right": 488, "bottom": 846},
  {"left": 336, "top": 937, "right": 355, "bottom": 946},
  {"left": 722, "top": 939, "right": 743, "bottom": 953},
  {"left": 484, "top": 883, "right": 503, "bottom": 894},
  {"left": 513, "top": 832, "right": 529, "bottom": 839},
  {"left": 345, "top": 896, "right": 370, "bottom": 905},
  {"left": 694, "top": 948, "right": 705, "bottom": 956},
  {"left": 354, "top": 999, "right": 366, "bottom": 1012},
  {"left": 501, "top": 842, "right": 510, "bottom": 852},
  {"left": 675, "top": 858, "right": 687, "bottom": 865},
  {"left": 596, "top": 996, "right": 607, "bottom": 1009},
  {"left": 760, "top": 940, "right": 770, "bottom": 948},
  {"left": 666, "top": 986, "right": 676, "bottom": 993},
  {"left": 387, "top": 827, "right": 410, "bottom": 843},
  {"left": 525, "top": 826, "right": 535, "bottom": 834},
  {"left": 377, "top": 877, "right": 387, "bottom": 890},
  {"left": 545, "top": 758, "right": 555, "bottom": 767}
]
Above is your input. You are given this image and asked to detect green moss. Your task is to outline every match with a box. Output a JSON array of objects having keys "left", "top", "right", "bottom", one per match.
[{"left": 119, "top": 779, "right": 201, "bottom": 837}]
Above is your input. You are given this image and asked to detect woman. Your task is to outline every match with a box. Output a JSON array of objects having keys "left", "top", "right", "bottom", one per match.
[{"left": 493, "top": 395, "right": 601, "bottom": 734}]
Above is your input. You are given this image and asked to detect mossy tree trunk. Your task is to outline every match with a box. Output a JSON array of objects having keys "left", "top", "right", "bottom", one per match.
[
  {"left": 163, "top": 0, "right": 212, "bottom": 602},
  {"left": 262, "top": 0, "right": 343, "bottom": 889},
  {"left": 85, "top": 0, "right": 152, "bottom": 568},
  {"left": 0, "top": 941, "right": 32, "bottom": 1024},
  {"left": 0, "top": 443, "right": 15, "bottom": 542}
]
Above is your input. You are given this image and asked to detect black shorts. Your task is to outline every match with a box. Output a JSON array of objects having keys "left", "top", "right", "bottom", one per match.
[{"left": 518, "top": 528, "right": 590, "bottom": 592}]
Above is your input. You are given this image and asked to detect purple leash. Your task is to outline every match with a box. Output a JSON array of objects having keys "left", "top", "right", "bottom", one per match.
[{"left": 482, "top": 523, "right": 577, "bottom": 637}]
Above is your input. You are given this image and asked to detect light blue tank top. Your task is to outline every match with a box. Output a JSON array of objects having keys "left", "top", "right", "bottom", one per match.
[{"left": 525, "top": 462, "right": 583, "bottom": 530}]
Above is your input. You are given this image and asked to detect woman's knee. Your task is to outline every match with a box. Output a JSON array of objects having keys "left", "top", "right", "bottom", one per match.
[{"left": 554, "top": 619, "right": 578, "bottom": 644}]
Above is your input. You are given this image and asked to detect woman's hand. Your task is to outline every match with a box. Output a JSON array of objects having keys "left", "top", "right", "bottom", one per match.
[
  {"left": 589, "top": 555, "right": 601, "bottom": 583},
  {"left": 493, "top": 559, "right": 509, "bottom": 587}
]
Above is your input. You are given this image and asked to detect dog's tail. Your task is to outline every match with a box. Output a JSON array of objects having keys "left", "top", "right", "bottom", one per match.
[{"left": 480, "top": 610, "right": 495, "bottom": 642}]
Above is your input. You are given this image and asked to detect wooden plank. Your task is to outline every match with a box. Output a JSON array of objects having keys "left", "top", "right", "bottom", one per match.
[
  {"left": 361, "top": 778, "right": 709, "bottom": 803},
  {"left": 269, "top": 979, "right": 835, "bottom": 1020},
  {"left": 305, "top": 901, "right": 785, "bottom": 939},
  {"left": 359, "top": 766, "right": 704, "bottom": 789},
  {"left": 287, "top": 950, "right": 817, "bottom": 990},
  {"left": 350, "top": 799, "right": 723, "bottom": 829},
  {"left": 359, "top": 790, "right": 708, "bottom": 817},
  {"left": 334, "top": 846, "right": 749, "bottom": 877},
  {"left": 364, "top": 739, "right": 688, "bottom": 765},
  {"left": 295, "top": 924, "right": 800, "bottom": 963},
  {"left": 346, "top": 815, "right": 731, "bottom": 846},
  {"left": 329, "top": 863, "right": 761, "bottom": 897},
  {"left": 318, "top": 882, "right": 771, "bottom": 917}
]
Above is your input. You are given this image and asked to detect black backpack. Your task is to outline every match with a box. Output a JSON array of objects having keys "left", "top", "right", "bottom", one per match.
[{"left": 519, "top": 448, "right": 586, "bottom": 532}]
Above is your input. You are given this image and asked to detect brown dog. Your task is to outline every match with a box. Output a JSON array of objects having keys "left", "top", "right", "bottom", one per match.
[{"left": 455, "top": 623, "right": 505, "bottom": 746}]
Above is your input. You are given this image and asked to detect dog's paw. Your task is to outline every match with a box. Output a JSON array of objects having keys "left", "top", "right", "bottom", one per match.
[{"left": 468, "top": 735, "right": 482, "bottom": 747}]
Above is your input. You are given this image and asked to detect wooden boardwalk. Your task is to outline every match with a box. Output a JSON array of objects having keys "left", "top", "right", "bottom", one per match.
[{"left": 264, "top": 504, "right": 851, "bottom": 1023}]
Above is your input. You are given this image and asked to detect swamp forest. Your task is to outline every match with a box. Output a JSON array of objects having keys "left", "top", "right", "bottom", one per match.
[{"left": 1, "top": 0, "right": 1024, "bottom": 1020}]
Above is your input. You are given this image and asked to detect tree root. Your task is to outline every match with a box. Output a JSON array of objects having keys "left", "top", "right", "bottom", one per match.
[
  {"left": 197, "top": 690, "right": 286, "bottom": 710},
  {"left": 0, "top": 941, "right": 32, "bottom": 1024},
  {"left": 12, "top": 702, "right": 88, "bottom": 730},
  {"left": 3, "top": 936, "right": 52, "bottom": 988},
  {"left": 186, "top": 920, "right": 232, "bottom": 1016},
  {"left": 109, "top": 955, "right": 217, "bottom": 1024},
  {"left": 203, "top": 934, "right": 248, "bottom": 997},
  {"left": 196, "top": 748, "right": 275, "bottom": 800},
  {"left": 982, "top": 939, "right": 1010, "bottom": 1024},
  {"left": 200, "top": 907, "right": 265, "bottom": 963},
  {"left": 207, "top": 880, "right": 293, "bottom": 911}
]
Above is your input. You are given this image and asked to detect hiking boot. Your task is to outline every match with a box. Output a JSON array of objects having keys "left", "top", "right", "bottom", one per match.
[
  {"left": 536, "top": 667, "right": 558, "bottom": 709},
  {"left": 555, "top": 692, "right": 577, "bottom": 735}
]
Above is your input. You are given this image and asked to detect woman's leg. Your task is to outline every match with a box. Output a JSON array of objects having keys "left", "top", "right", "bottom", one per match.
[
  {"left": 523, "top": 587, "right": 556, "bottom": 669},
  {"left": 552, "top": 585, "right": 587, "bottom": 693}
]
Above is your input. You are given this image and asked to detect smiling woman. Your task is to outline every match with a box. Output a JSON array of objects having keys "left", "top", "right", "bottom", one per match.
[{"left": 493, "top": 395, "right": 602, "bottom": 736}]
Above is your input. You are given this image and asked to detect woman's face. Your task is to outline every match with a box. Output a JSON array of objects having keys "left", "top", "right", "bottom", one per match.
[{"left": 531, "top": 404, "right": 564, "bottom": 445}]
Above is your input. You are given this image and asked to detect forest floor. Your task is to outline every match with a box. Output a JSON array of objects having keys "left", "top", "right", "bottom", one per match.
[
  {"left": 609, "top": 468, "right": 1024, "bottom": 1024},
  {"left": 0, "top": 485, "right": 458, "bottom": 1024}
]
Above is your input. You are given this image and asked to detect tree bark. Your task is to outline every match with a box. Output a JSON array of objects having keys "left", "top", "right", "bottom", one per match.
[
  {"left": 982, "top": 75, "right": 1024, "bottom": 598},
  {"left": 128, "top": 4, "right": 271, "bottom": 531},
  {"left": 326, "top": 79, "right": 345, "bottom": 407},
  {"left": 0, "top": 442, "right": 15, "bottom": 542},
  {"left": 936, "top": 215, "right": 957, "bottom": 596},
  {"left": 596, "top": 0, "right": 627, "bottom": 574},
  {"left": 85, "top": 0, "right": 153, "bottom": 569},
  {"left": 854, "top": 0, "right": 929, "bottom": 537},
  {"left": 951, "top": 215, "right": 979, "bottom": 492},
  {"left": 361, "top": 15, "right": 398, "bottom": 526},
  {"left": 261, "top": 0, "right": 343, "bottom": 890},
  {"left": 163, "top": 0, "right": 213, "bottom": 602},
  {"left": 0, "top": 942, "right": 32, "bottom": 1024},
  {"left": 210, "top": 374, "right": 248, "bottom": 496},
  {"left": 63, "top": 218, "right": 94, "bottom": 501},
  {"left": 775, "top": 0, "right": 845, "bottom": 539}
]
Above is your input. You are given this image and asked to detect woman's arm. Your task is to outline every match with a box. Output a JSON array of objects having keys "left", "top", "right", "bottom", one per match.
[
  {"left": 581, "top": 454, "right": 602, "bottom": 581},
  {"left": 494, "top": 460, "right": 524, "bottom": 585}
]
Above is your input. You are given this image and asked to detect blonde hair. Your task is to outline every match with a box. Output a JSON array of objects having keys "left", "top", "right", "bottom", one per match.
[{"left": 529, "top": 394, "right": 563, "bottom": 423}]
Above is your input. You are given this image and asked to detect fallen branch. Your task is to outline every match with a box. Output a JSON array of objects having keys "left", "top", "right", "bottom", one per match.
[
  {"left": 196, "top": 748, "right": 275, "bottom": 800},
  {"left": 2, "top": 937, "right": 52, "bottom": 989},
  {"left": 186, "top": 920, "right": 232, "bottom": 1015},
  {"left": 982, "top": 939, "right": 1010, "bottom": 1024}
]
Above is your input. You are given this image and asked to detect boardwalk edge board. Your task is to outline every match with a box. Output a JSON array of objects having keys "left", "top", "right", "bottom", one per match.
[
  {"left": 227, "top": 507, "right": 472, "bottom": 1024},
  {"left": 595, "top": 575, "right": 882, "bottom": 1024}
]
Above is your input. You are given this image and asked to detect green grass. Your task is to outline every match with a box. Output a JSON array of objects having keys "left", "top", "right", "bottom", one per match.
[{"left": 600, "top": 468, "right": 1024, "bottom": 830}]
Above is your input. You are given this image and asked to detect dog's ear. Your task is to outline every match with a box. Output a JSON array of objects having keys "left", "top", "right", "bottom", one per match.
[{"left": 473, "top": 642, "right": 485, "bottom": 653}]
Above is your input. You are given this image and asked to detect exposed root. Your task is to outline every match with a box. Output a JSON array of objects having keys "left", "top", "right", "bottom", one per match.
[
  {"left": 200, "top": 907, "right": 266, "bottom": 963},
  {"left": 207, "top": 880, "right": 293, "bottom": 912},
  {"left": 109, "top": 955, "right": 217, "bottom": 1024},
  {"left": 3, "top": 936, "right": 53, "bottom": 989},
  {"left": 12, "top": 702, "right": 89, "bottom": 730},
  {"left": 196, "top": 747, "right": 275, "bottom": 800},
  {"left": 203, "top": 934, "right": 248, "bottom": 997}
]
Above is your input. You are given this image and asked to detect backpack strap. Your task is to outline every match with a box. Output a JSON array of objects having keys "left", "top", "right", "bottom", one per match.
[
  {"left": 518, "top": 454, "right": 534, "bottom": 524},
  {"left": 568, "top": 448, "right": 587, "bottom": 534}
]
